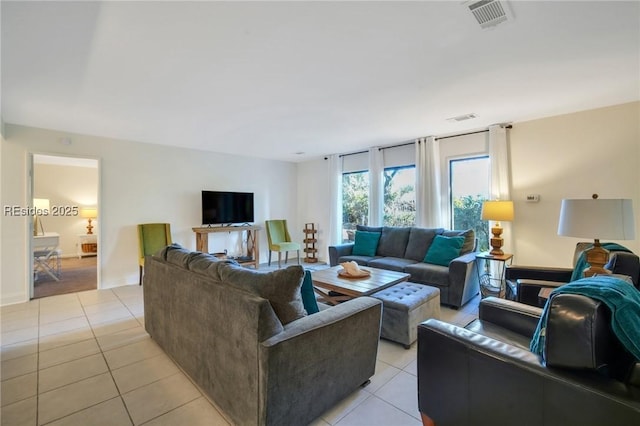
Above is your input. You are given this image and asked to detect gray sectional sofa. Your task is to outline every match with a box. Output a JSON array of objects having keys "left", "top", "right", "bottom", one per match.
[
  {"left": 143, "top": 244, "right": 382, "bottom": 426},
  {"left": 329, "top": 226, "right": 480, "bottom": 308}
]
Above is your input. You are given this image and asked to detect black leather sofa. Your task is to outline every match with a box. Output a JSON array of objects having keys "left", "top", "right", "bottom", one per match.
[
  {"left": 417, "top": 296, "right": 640, "bottom": 426},
  {"left": 505, "top": 250, "right": 640, "bottom": 307}
]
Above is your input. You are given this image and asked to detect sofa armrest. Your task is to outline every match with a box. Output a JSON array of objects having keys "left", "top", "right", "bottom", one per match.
[
  {"left": 478, "top": 296, "right": 542, "bottom": 338},
  {"left": 516, "top": 279, "right": 565, "bottom": 307},
  {"left": 258, "top": 297, "right": 382, "bottom": 425},
  {"left": 328, "top": 243, "right": 355, "bottom": 266},
  {"left": 447, "top": 252, "right": 480, "bottom": 308},
  {"left": 417, "top": 319, "right": 640, "bottom": 425},
  {"left": 505, "top": 265, "right": 573, "bottom": 282}
]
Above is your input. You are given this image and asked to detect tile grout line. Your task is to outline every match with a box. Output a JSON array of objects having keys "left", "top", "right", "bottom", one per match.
[
  {"left": 37, "top": 289, "right": 140, "bottom": 426},
  {"left": 36, "top": 298, "right": 41, "bottom": 426},
  {"left": 85, "top": 289, "right": 137, "bottom": 426}
]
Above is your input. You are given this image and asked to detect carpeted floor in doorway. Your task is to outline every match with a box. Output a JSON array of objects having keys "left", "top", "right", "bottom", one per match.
[{"left": 34, "top": 256, "right": 97, "bottom": 299}]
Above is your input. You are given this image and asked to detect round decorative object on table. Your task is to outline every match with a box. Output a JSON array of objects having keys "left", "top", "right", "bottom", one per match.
[{"left": 337, "top": 269, "right": 371, "bottom": 279}]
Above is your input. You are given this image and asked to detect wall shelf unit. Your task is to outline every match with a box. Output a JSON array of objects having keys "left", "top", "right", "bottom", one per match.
[{"left": 303, "top": 223, "right": 318, "bottom": 263}]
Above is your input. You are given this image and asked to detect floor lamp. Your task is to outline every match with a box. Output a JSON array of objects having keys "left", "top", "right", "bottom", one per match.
[{"left": 557, "top": 196, "right": 635, "bottom": 277}]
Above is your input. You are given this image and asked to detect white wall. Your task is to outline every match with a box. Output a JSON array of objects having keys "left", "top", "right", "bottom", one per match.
[
  {"left": 296, "top": 158, "right": 331, "bottom": 263},
  {"left": 1, "top": 125, "right": 298, "bottom": 305},
  {"left": 297, "top": 101, "right": 640, "bottom": 268},
  {"left": 510, "top": 101, "right": 640, "bottom": 267}
]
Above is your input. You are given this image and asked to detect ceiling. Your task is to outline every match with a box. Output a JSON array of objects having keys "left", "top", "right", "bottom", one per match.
[{"left": 2, "top": 1, "right": 639, "bottom": 162}]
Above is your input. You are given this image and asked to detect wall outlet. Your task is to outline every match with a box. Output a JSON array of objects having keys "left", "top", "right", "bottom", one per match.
[{"left": 526, "top": 194, "right": 540, "bottom": 202}]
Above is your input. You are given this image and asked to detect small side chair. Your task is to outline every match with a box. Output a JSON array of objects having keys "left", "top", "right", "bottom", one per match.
[
  {"left": 137, "top": 223, "right": 172, "bottom": 285},
  {"left": 265, "top": 219, "right": 300, "bottom": 268}
]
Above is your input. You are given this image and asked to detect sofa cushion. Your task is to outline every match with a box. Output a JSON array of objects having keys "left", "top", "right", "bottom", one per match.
[
  {"left": 356, "top": 225, "right": 383, "bottom": 233},
  {"left": 405, "top": 262, "right": 451, "bottom": 287},
  {"left": 186, "top": 252, "right": 223, "bottom": 278},
  {"left": 424, "top": 235, "right": 465, "bottom": 266},
  {"left": 443, "top": 229, "right": 476, "bottom": 255},
  {"left": 404, "top": 227, "right": 444, "bottom": 262},
  {"left": 219, "top": 264, "right": 307, "bottom": 325},
  {"left": 352, "top": 230, "right": 381, "bottom": 256},
  {"left": 368, "top": 257, "right": 418, "bottom": 272},
  {"left": 377, "top": 227, "right": 411, "bottom": 258},
  {"left": 301, "top": 270, "right": 320, "bottom": 315},
  {"left": 161, "top": 244, "right": 195, "bottom": 269},
  {"left": 338, "top": 255, "right": 380, "bottom": 266}
]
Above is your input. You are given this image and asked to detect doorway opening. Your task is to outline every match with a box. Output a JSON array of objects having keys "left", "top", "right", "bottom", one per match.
[{"left": 31, "top": 154, "right": 100, "bottom": 299}]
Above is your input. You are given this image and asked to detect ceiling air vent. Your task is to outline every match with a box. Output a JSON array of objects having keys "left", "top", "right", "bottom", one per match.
[
  {"left": 447, "top": 113, "right": 477, "bottom": 122},
  {"left": 464, "top": 0, "right": 511, "bottom": 29}
]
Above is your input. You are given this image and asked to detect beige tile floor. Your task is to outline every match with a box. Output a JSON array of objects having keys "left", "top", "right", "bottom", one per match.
[{"left": 1, "top": 284, "right": 479, "bottom": 426}]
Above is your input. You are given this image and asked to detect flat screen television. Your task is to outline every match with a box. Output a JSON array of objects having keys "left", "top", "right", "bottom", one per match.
[{"left": 202, "top": 191, "right": 254, "bottom": 225}]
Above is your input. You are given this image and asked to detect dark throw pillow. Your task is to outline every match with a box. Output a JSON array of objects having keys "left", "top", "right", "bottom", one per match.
[
  {"left": 424, "top": 235, "right": 465, "bottom": 266},
  {"left": 300, "top": 270, "right": 320, "bottom": 315},
  {"left": 352, "top": 230, "right": 381, "bottom": 256}
]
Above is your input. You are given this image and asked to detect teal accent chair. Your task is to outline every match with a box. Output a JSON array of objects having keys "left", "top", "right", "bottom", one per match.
[
  {"left": 137, "top": 223, "right": 172, "bottom": 285},
  {"left": 265, "top": 220, "right": 300, "bottom": 268}
]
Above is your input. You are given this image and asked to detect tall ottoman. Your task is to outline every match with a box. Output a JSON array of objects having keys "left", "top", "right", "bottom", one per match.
[{"left": 372, "top": 282, "right": 440, "bottom": 349}]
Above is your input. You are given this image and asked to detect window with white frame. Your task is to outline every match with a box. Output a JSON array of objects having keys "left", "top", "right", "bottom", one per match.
[
  {"left": 383, "top": 165, "right": 416, "bottom": 226},
  {"left": 449, "top": 156, "right": 490, "bottom": 252},
  {"left": 342, "top": 170, "right": 369, "bottom": 242},
  {"left": 341, "top": 152, "right": 369, "bottom": 242},
  {"left": 340, "top": 144, "right": 416, "bottom": 241},
  {"left": 438, "top": 131, "right": 490, "bottom": 251}
]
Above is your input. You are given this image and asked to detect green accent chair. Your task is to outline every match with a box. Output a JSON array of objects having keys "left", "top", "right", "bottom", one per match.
[
  {"left": 265, "top": 219, "right": 300, "bottom": 268},
  {"left": 137, "top": 223, "right": 172, "bottom": 285}
]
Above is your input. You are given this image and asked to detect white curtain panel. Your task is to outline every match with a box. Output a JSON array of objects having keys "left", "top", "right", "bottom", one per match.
[
  {"left": 327, "top": 154, "right": 343, "bottom": 246},
  {"left": 368, "top": 147, "right": 384, "bottom": 226},
  {"left": 415, "top": 136, "right": 443, "bottom": 228},
  {"left": 488, "top": 124, "right": 513, "bottom": 252}
]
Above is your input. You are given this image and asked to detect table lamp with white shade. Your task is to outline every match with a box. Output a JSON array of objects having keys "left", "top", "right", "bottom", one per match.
[{"left": 557, "top": 195, "right": 635, "bottom": 277}]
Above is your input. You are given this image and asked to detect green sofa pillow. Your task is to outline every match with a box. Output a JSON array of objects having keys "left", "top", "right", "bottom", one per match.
[
  {"left": 424, "top": 235, "right": 465, "bottom": 266},
  {"left": 300, "top": 270, "right": 320, "bottom": 315},
  {"left": 352, "top": 230, "right": 381, "bottom": 256}
]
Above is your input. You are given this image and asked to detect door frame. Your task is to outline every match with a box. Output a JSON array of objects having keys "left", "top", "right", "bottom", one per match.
[{"left": 28, "top": 152, "right": 102, "bottom": 298}]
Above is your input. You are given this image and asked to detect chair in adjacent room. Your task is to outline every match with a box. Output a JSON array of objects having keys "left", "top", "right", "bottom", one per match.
[
  {"left": 265, "top": 219, "right": 300, "bottom": 268},
  {"left": 137, "top": 223, "right": 172, "bottom": 285}
]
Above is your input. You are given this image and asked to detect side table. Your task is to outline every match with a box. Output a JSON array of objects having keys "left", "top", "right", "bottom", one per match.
[
  {"left": 78, "top": 234, "right": 98, "bottom": 258},
  {"left": 475, "top": 252, "right": 513, "bottom": 298}
]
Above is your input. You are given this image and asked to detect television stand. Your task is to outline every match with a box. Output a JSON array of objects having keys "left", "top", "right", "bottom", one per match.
[{"left": 192, "top": 225, "right": 260, "bottom": 269}]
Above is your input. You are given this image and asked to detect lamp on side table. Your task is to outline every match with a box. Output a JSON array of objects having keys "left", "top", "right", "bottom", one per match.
[
  {"left": 557, "top": 195, "right": 635, "bottom": 278},
  {"left": 481, "top": 200, "right": 514, "bottom": 256}
]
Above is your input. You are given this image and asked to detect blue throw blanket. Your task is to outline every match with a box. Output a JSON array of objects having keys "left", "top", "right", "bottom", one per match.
[
  {"left": 570, "top": 243, "right": 632, "bottom": 281},
  {"left": 530, "top": 275, "right": 640, "bottom": 361}
]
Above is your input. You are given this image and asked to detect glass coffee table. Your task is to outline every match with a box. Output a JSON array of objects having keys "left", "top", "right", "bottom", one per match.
[{"left": 311, "top": 265, "right": 410, "bottom": 305}]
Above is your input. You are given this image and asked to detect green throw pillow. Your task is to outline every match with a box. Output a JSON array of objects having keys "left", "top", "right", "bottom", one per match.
[
  {"left": 352, "top": 230, "right": 381, "bottom": 256},
  {"left": 424, "top": 235, "right": 465, "bottom": 266},
  {"left": 300, "top": 270, "right": 320, "bottom": 315}
]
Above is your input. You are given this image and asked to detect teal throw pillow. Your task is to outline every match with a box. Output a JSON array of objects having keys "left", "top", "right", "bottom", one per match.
[
  {"left": 300, "top": 270, "right": 319, "bottom": 315},
  {"left": 352, "top": 231, "right": 381, "bottom": 257},
  {"left": 424, "top": 235, "right": 465, "bottom": 266}
]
